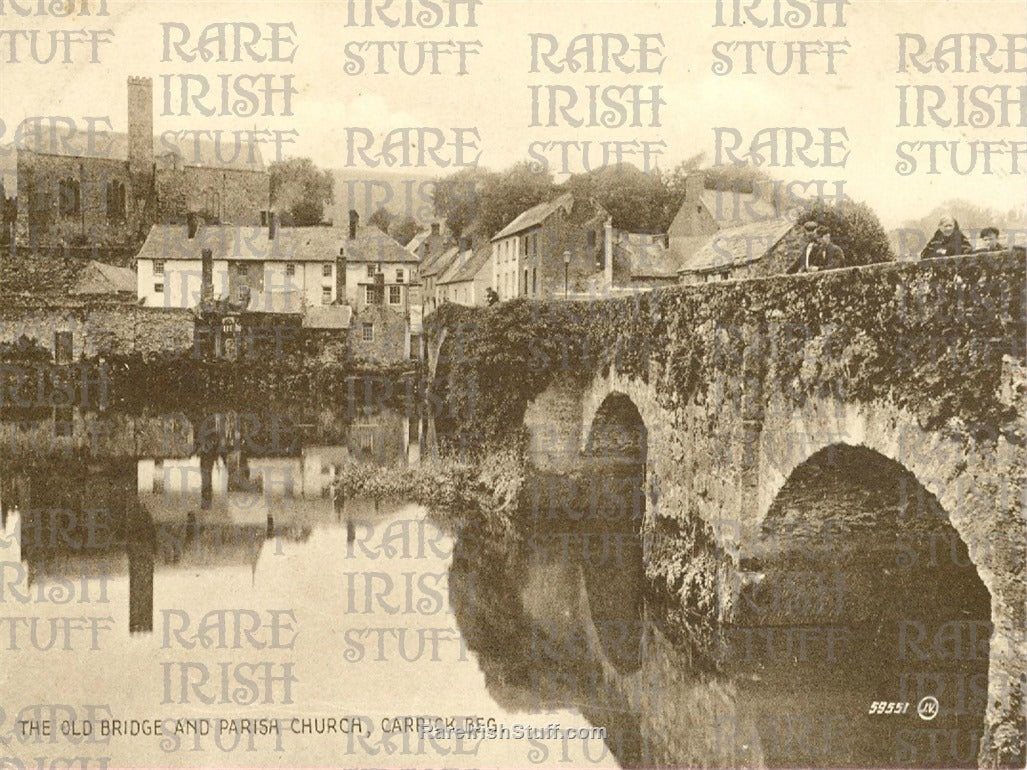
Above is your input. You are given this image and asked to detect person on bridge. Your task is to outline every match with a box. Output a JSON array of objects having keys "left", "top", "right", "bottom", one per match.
[
  {"left": 920, "top": 215, "right": 972, "bottom": 259},
  {"left": 975, "top": 227, "right": 1001, "bottom": 252},
  {"left": 816, "top": 226, "right": 845, "bottom": 269},
  {"left": 801, "top": 220, "right": 822, "bottom": 272}
]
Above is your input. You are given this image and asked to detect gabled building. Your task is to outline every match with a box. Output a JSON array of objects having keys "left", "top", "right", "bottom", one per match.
[
  {"left": 437, "top": 240, "right": 492, "bottom": 306},
  {"left": 491, "top": 193, "right": 610, "bottom": 301},
  {"left": 135, "top": 213, "right": 416, "bottom": 315},
  {"left": 677, "top": 219, "right": 804, "bottom": 284},
  {"left": 13, "top": 76, "right": 268, "bottom": 252},
  {"left": 667, "top": 173, "right": 782, "bottom": 264}
]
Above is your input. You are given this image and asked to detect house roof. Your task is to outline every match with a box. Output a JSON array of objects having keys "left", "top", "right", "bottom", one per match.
[
  {"left": 70, "top": 260, "right": 137, "bottom": 295},
  {"left": 303, "top": 305, "right": 352, "bottom": 329},
  {"left": 15, "top": 124, "right": 265, "bottom": 173},
  {"left": 136, "top": 224, "right": 414, "bottom": 264},
  {"left": 491, "top": 192, "right": 575, "bottom": 241},
  {"left": 678, "top": 219, "right": 796, "bottom": 274},
  {"left": 420, "top": 245, "right": 462, "bottom": 279},
  {"left": 442, "top": 243, "right": 492, "bottom": 285}
]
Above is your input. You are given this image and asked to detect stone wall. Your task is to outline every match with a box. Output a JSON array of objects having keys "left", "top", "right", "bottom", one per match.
[
  {"left": 350, "top": 304, "right": 408, "bottom": 366},
  {"left": 155, "top": 166, "right": 268, "bottom": 226},
  {"left": 429, "top": 251, "right": 1027, "bottom": 766},
  {"left": 16, "top": 151, "right": 141, "bottom": 249},
  {"left": 0, "top": 301, "right": 195, "bottom": 360}
]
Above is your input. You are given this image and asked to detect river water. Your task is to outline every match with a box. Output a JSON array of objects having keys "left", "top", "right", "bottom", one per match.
[{"left": 0, "top": 388, "right": 991, "bottom": 768}]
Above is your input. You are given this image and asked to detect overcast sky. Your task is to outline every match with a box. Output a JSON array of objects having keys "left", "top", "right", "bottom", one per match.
[{"left": 1, "top": 0, "right": 1024, "bottom": 229}]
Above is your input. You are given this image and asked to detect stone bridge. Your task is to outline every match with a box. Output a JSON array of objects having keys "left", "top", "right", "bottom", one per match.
[{"left": 428, "top": 252, "right": 1026, "bottom": 767}]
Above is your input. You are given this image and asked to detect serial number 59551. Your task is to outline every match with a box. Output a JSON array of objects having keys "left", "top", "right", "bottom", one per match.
[{"left": 868, "top": 701, "right": 909, "bottom": 715}]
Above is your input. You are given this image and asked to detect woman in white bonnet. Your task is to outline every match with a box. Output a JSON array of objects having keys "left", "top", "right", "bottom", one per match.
[{"left": 921, "top": 214, "right": 972, "bottom": 259}]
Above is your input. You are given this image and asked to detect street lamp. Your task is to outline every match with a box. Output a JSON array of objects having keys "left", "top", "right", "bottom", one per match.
[{"left": 563, "top": 250, "right": 570, "bottom": 299}]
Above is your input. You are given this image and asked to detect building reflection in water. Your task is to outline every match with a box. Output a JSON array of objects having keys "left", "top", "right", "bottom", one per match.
[{"left": 0, "top": 402, "right": 422, "bottom": 636}]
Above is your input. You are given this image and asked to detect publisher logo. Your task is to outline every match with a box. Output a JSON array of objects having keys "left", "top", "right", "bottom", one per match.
[{"left": 916, "top": 696, "right": 939, "bottom": 721}]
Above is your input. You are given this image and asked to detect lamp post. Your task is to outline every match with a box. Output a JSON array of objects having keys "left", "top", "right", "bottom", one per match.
[{"left": 563, "top": 250, "right": 570, "bottom": 299}]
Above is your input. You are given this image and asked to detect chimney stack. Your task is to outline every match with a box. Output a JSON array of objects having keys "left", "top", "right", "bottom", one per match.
[
  {"left": 348, "top": 209, "right": 359, "bottom": 240},
  {"left": 268, "top": 212, "right": 278, "bottom": 240},
  {"left": 187, "top": 212, "right": 199, "bottom": 239},
  {"left": 201, "top": 248, "right": 213, "bottom": 302},
  {"left": 685, "top": 172, "right": 705, "bottom": 202},
  {"left": 604, "top": 217, "right": 614, "bottom": 287}
]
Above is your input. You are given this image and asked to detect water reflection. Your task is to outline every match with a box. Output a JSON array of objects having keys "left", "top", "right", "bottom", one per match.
[
  {"left": 0, "top": 399, "right": 993, "bottom": 768},
  {"left": 1, "top": 401, "right": 423, "bottom": 636}
]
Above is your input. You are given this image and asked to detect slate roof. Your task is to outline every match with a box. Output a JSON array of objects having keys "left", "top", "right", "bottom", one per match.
[
  {"left": 678, "top": 219, "right": 796, "bottom": 275},
  {"left": 442, "top": 243, "right": 492, "bottom": 284},
  {"left": 303, "top": 305, "right": 352, "bottom": 329},
  {"left": 15, "top": 124, "right": 265, "bottom": 173},
  {"left": 491, "top": 192, "right": 575, "bottom": 241},
  {"left": 70, "top": 260, "right": 137, "bottom": 295},
  {"left": 420, "top": 245, "right": 462, "bottom": 279},
  {"left": 137, "top": 224, "right": 414, "bottom": 264}
]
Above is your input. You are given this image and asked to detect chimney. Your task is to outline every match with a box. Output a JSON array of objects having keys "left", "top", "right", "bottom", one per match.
[
  {"left": 431, "top": 222, "right": 440, "bottom": 236},
  {"left": 348, "top": 209, "right": 359, "bottom": 240},
  {"left": 268, "top": 212, "right": 278, "bottom": 240},
  {"left": 127, "top": 77, "right": 154, "bottom": 187},
  {"left": 685, "top": 172, "right": 705, "bottom": 202},
  {"left": 604, "top": 217, "right": 614, "bottom": 287},
  {"left": 187, "top": 212, "right": 199, "bottom": 239},
  {"left": 201, "top": 248, "right": 213, "bottom": 301}
]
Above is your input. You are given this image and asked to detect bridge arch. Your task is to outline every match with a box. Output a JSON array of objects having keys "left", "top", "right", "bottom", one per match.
[{"left": 753, "top": 395, "right": 1024, "bottom": 766}]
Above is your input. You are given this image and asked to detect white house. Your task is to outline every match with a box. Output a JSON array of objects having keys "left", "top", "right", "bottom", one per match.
[{"left": 135, "top": 214, "right": 417, "bottom": 313}]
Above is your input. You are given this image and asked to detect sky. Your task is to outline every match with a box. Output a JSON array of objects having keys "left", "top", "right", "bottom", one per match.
[{"left": 0, "top": 0, "right": 1025, "bottom": 229}]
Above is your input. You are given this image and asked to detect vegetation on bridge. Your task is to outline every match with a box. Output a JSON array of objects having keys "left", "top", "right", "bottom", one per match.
[{"left": 428, "top": 252, "right": 1025, "bottom": 452}]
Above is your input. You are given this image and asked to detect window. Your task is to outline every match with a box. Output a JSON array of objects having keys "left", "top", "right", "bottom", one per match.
[
  {"left": 58, "top": 178, "right": 80, "bottom": 216},
  {"left": 322, "top": 286, "right": 332, "bottom": 304},
  {"left": 396, "top": 268, "right": 404, "bottom": 283},
  {"left": 531, "top": 232, "right": 538, "bottom": 256},
  {"left": 106, "top": 180, "right": 126, "bottom": 223},
  {"left": 366, "top": 265, "right": 375, "bottom": 278},
  {"left": 362, "top": 322, "right": 374, "bottom": 342},
  {"left": 365, "top": 285, "right": 375, "bottom": 304},
  {"left": 322, "top": 263, "right": 333, "bottom": 278},
  {"left": 588, "top": 230, "right": 597, "bottom": 248},
  {"left": 286, "top": 263, "right": 295, "bottom": 276},
  {"left": 154, "top": 260, "right": 164, "bottom": 275},
  {"left": 532, "top": 268, "right": 537, "bottom": 295},
  {"left": 389, "top": 285, "right": 401, "bottom": 305},
  {"left": 154, "top": 282, "right": 164, "bottom": 294}
]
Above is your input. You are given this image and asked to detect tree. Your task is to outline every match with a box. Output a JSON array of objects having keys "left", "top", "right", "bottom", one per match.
[
  {"left": 563, "top": 163, "right": 688, "bottom": 233},
  {"left": 368, "top": 206, "right": 394, "bottom": 232},
  {"left": 433, "top": 162, "right": 556, "bottom": 239},
  {"left": 269, "top": 158, "right": 334, "bottom": 226},
  {"left": 798, "top": 198, "right": 893, "bottom": 265},
  {"left": 388, "top": 214, "right": 421, "bottom": 246}
]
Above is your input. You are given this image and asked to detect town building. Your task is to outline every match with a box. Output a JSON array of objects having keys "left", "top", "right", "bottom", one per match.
[
  {"left": 10, "top": 76, "right": 268, "bottom": 253},
  {"left": 491, "top": 193, "right": 610, "bottom": 301},
  {"left": 437, "top": 241, "right": 492, "bottom": 306},
  {"left": 667, "top": 173, "right": 781, "bottom": 265},
  {"left": 677, "top": 219, "right": 804, "bottom": 284}
]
